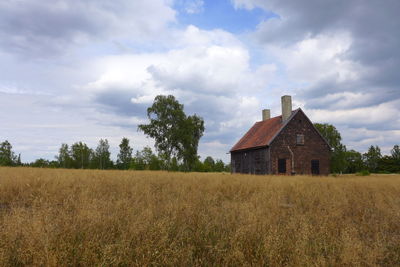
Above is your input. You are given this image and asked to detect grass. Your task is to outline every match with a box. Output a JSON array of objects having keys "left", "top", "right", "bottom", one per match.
[{"left": 0, "top": 167, "right": 399, "bottom": 266}]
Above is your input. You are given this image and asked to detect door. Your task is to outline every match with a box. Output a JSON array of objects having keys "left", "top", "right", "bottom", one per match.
[
  {"left": 278, "top": 158, "right": 286, "bottom": 174},
  {"left": 311, "top": 160, "right": 320, "bottom": 175}
]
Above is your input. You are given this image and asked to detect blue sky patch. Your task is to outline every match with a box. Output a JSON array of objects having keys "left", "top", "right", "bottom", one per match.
[{"left": 175, "top": 0, "right": 276, "bottom": 33}]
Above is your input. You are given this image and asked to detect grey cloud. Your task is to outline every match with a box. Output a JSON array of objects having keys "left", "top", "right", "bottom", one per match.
[
  {"left": 249, "top": 0, "right": 400, "bottom": 111},
  {"left": 0, "top": 0, "right": 175, "bottom": 58},
  {"left": 239, "top": 0, "right": 400, "bottom": 152},
  {"left": 0, "top": 1, "right": 101, "bottom": 57},
  {"left": 93, "top": 89, "right": 148, "bottom": 117},
  {"left": 148, "top": 65, "right": 237, "bottom": 98}
]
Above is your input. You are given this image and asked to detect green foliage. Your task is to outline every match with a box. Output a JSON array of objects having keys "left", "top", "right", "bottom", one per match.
[
  {"left": 0, "top": 140, "right": 17, "bottom": 166},
  {"left": 30, "top": 158, "right": 51, "bottom": 168},
  {"left": 70, "top": 142, "right": 93, "bottom": 169},
  {"left": 130, "top": 146, "right": 163, "bottom": 171},
  {"left": 138, "top": 95, "right": 205, "bottom": 171},
  {"left": 91, "top": 139, "right": 112, "bottom": 169},
  {"left": 214, "top": 159, "right": 226, "bottom": 172},
  {"left": 391, "top": 145, "right": 400, "bottom": 160},
  {"left": 314, "top": 123, "right": 347, "bottom": 173},
  {"left": 56, "top": 143, "right": 71, "bottom": 168},
  {"left": 178, "top": 114, "right": 205, "bottom": 171},
  {"left": 138, "top": 95, "right": 185, "bottom": 168},
  {"left": 203, "top": 156, "right": 215, "bottom": 172},
  {"left": 355, "top": 170, "right": 370, "bottom": 176},
  {"left": 29, "top": 159, "right": 59, "bottom": 168},
  {"left": 363, "top": 145, "right": 382, "bottom": 173},
  {"left": 343, "top": 150, "right": 364, "bottom": 173},
  {"left": 16, "top": 154, "right": 22, "bottom": 166},
  {"left": 191, "top": 156, "right": 229, "bottom": 172},
  {"left": 169, "top": 157, "right": 179, "bottom": 172},
  {"left": 378, "top": 155, "right": 400, "bottom": 173},
  {"left": 117, "top": 137, "right": 133, "bottom": 170},
  {"left": 388, "top": 145, "right": 400, "bottom": 173}
]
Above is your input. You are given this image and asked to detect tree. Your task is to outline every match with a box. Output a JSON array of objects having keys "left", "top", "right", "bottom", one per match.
[
  {"left": 138, "top": 95, "right": 205, "bottom": 171},
  {"left": 117, "top": 137, "right": 133, "bottom": 170},
  {"left": 343, "top": 150, "right": 364, "bottom": 173},
  {"left": 16, "top": 154, "right": 22, "bottom": 166},
  {"left": 56, "top": 143, "right": 71, "bottom": 168},
  {"left": 193, "top": 158, "right": 205, "bottom": 172},
  {"left": 178, "top": 114, "right": 205, "bottom": 171},
  {"left": 390, "top": 144, "right": 400, "bottom": 173},
  {"left": 92, "top": 139, "right": 111, "bottom": 170},
  {"left": 363, "top": 145, "right": 382, "bottom": 173},
  {"left": 130, "top": 146, "right": 162, "bottom": 170},
  {"left": 391, "top": 145, "right": 400, "bottom": 160},
  {"left": 203, "top": 156, "right": 215, "bottom": 172},
  {"left": 378, "top": 155, "right": 399, "bottom": 173},
  {"left": 30, "top": 158, "right": 50, "bottom": 168},
  {"left": 214, "top": 159, "right": 226, "bottom": 172},
  {"left": 131, "top": 151, "right": 146, "bottom": 170},
  {"left": 314, "top": 123, "right": 347, "bottom": 173},
  {"left": 70, "top": 142, "right": 92, "bottom": 169},
  {"left": 0, "top": 140, "right": 17, "bottom": 166}
]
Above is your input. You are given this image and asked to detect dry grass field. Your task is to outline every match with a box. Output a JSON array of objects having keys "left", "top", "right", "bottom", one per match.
[{"left": 0, "top": 167, "right": 399, "bottom": 266}]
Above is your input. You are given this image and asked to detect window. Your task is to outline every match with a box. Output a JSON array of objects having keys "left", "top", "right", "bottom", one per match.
[
  {"left": 278, "top": 159, "right": 286, "bottom": 173},
  {"left": 296, "top": 134, "right": 304, "bottom": 145}
]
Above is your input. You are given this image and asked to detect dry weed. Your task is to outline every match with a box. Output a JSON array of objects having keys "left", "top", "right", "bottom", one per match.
[{"left": 0, "top": 167, "right": 399, "bottom": 266}]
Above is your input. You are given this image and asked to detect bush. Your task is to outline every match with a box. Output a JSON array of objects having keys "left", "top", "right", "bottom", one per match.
[{"left": 356, "top": 170, "right": 370, "bottom": 176}]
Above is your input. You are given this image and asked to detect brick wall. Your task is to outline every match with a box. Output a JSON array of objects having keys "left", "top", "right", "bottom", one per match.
[{"left": 269, "top": 111, "right": 331, "bottom": 175}]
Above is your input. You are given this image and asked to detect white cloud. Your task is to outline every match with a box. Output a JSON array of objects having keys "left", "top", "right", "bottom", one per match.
[
  {"left": 340, "top": 127, "right": 400, "bottom": 155},
  {"left": 267, "top": 33, "right": 360, "bottom": 83},
  {"left": 183, "top": 0, "right": 204, "bottom": 14},
  {"left": 306, "top": 100, "right": 400, "bottom": 127},
  {"left": 2, "top": 0, "right": 399, "bottom": 163},
  {"left": 79, "top": 25, "right": 277, "bottom": 157}
]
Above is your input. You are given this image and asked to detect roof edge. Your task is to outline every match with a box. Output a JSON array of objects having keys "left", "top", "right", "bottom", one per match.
[
  {"left": 230, "top": 144, "right": 269, "bottom": 153},
  {"left": 266, "top": 108, "right": 300, "bottom": 146},
  {"left": 302, "top": 112, "right": 332, "bottom": 150},
  {"left": 229, "top": 121, "right": 258, "bottom": 152},
  {"left": 267, "top": 108, "right": 332, "bottom": 149}
]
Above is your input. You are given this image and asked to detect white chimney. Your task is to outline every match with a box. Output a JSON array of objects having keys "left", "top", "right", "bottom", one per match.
[
  {"left": 262, "top": 109, "right": 271, "bottom": 121},
  {"left": 281, "top": 95, "right": 292, "bottom": 122}
]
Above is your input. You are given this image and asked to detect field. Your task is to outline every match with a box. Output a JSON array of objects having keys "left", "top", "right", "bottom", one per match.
[{"left": 0, "top": 168, "right": 399, "bottom": 266}]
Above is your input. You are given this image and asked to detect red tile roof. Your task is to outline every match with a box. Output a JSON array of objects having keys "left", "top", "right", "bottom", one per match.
[{"left": 230, "top": 110, "right": 298, "bottom": 152}]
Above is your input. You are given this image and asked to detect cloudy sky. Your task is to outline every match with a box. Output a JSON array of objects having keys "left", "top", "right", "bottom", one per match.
[{"left": 1, "top": 0, "right": 399, "bottom": 163}]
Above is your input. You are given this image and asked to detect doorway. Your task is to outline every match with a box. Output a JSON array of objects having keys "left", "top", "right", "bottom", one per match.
[
  {"left": 278, "top": 158, "right": 286, "bottom": 174},
  {"left": 311, "top": 160, "right": 320, "bottom": 175}
]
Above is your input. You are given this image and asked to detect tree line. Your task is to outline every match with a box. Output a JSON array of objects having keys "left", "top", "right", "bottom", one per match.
[
  {"left": 314, "top": 123, "right": 400, "bottom": 174},
  {"left": 0, "top": 95, "right": 229, "bottom": 172},
  {"left": 0, "top": 138, "right": 230, "bottom": 172}
]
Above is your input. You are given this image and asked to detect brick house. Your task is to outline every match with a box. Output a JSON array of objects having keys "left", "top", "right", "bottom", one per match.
[{"left": 230, "top": 95, "right": 331, "bottom": 175}]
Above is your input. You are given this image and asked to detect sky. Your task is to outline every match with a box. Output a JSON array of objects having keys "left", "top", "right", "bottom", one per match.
[{"left": 1, "top": 0, "right": 399, "bottom": 163}]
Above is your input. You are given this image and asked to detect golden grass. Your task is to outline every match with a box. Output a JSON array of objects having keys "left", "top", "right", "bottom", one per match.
[{"left": 0, "top": 167, "right": 399, "bottom": 266}]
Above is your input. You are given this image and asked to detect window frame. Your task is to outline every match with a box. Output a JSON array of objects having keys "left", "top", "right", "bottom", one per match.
[{"left": 296, "top": 134, "right": 305, "bottom": 145}]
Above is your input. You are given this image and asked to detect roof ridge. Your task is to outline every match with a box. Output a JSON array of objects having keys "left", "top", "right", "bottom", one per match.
[
  {"left": 255, "top": 108, "right": 300, "bottom": 123},
  {"left": 230, "top": 108, "right": 302, "bottom": 152}
]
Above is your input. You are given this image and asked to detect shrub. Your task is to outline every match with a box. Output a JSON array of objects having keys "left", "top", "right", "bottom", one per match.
[{"left": 356, "top": 170, "right": 370, "bottom": 176}]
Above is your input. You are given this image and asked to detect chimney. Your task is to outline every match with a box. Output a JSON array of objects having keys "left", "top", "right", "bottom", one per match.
[
  {"left": 262, "top": 109, "right": 271, "bottom": 121},
  {"left": 281, "top": 95, "right": 292, "bottom": 122}
]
